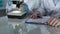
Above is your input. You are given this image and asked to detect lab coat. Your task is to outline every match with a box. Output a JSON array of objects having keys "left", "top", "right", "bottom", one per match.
[
  {"left": 25, "top": 0, "right": 60, "bottom": 18},
  {"left": 24, "top": 0, "right": 41, "bottom": 11},
  {"left": 37, "top": 0, "right": 60, "bottom": 18}
]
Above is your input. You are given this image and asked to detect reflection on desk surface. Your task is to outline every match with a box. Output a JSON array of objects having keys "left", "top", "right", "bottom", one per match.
[
  {"left": 46, "top": 25, "right": 60, "bottom": 34},
  {"left": 26, "top": 24, "right": 60, "bottom": 34},
  {"left": 8, "top": 17, "right": 60, "bottom": 34}
]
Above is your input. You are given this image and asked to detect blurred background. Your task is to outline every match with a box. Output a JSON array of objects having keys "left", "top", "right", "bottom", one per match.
[{"left": 0, "top": 0, "right": 60, "bottom": 34}]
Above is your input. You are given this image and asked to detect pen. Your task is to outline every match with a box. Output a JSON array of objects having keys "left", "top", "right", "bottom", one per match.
[{"left": 25, "top": 22, "right": 46, "bottom": 25}]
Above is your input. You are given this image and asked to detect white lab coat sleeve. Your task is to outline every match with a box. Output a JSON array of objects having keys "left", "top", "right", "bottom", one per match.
[
  {"left": 51, "top": 9, "right": 60, "bottom": 18},
  {"left": 52, "top": 12, "right": 60, "bottom": 18},
  {"left": 36, "top": 0, "right": 46, "bottom": 16},
  {"left": 54, "top": 12, "right": 60, "bottom": 18},
  {"left": 25, "top": 0, "right": 41, "bottom": 11},
  {"left": 50, "top": 0, "right": 60, "bottom": 18}
]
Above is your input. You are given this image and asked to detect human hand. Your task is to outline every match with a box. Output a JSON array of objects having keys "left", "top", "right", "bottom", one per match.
[
  {"left": 45, "top": 17, "right": 60, "bottom": 27},
  {"left": 30, "top": 11, "right": 42, "bottom": 19}
]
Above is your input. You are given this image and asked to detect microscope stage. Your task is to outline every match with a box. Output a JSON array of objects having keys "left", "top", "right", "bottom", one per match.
[{"left": 8, "top": 11, "right": 27, "bottom": 19}]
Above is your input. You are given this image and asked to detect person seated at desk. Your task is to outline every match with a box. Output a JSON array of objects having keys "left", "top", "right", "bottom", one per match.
[{"left": 26, "top": 0, "right": 60, "bottom": 27}]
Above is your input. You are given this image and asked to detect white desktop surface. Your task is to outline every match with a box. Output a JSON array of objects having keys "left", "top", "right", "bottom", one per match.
[
  {"left": 0, "top": 16, "right": 13, "bottom": 34},
  {"left": 8, "top": 16, "right": 60, "bottom": 34}
]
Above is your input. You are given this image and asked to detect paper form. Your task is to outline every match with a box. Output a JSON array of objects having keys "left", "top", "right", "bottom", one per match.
[{"left": 25, "top": 16, "right": 50, "bottom": 24}]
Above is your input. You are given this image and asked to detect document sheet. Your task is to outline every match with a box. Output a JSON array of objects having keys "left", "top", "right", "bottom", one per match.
[{"left": 25, "top": 16, "right": 50, "bottom": 24}]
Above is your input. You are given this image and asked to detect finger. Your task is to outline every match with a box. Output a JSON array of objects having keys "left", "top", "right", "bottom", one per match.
[
  {"left": 35, "top": 14, "right": 38, "bottom": 19},
  {"left": 46, "top": 17, "right": 54, "bottom": 24},
  {"left": 30, "top": 15, "right": 33, "bottom": 18},
  {"left": 32, "top": 14, "right": 36, "bottom": 19},
  {"left": 32, "top": 14, "right": 37, "bottom": 18},
  {"left": 50, "top": 18, "right": 56, "bottom": 25},
  {"left": 52, "top": 20, "right": 58, "bottom": 27},
  {"left": 57, "top": 25, "right": 60, "bottom": 27},
  {"left": 55, "top": 21, "right": 60, "bottom": 27},
  {"left": 45, "top": 17, "right": 51, "bottom": 24},
  {"left": 30, "top": 14, "right": 35, "bottom": 19},
  {"left": 55, "top": 23, "right": 60, "bottom": 27},
  {"left": 48, "top": 17, "right": 55, "bottom": 24}
]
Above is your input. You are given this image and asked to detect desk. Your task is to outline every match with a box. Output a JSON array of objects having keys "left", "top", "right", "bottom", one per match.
[
  {"left": 8, "top": 17, "right": 60, "bottom": 34},
  {"left": 0, "top": 16, "right": 13, "bottom": 34}
]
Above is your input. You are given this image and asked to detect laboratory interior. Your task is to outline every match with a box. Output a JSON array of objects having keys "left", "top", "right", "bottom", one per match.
[{"left": 0, "top": 0, "right": 60, "bottom": 34}]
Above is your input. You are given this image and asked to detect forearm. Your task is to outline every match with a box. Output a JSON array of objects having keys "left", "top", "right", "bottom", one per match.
[{"left": 36, "top": 8, "right": 46, "bottom": 16}]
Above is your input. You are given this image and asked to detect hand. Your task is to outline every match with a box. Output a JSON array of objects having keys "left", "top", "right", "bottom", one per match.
[
  {"left": 45, "top": 17, "right": 60, "bottom": 27},
  {"left": 30, "top": 11, "right": 42, "bottom": 19}
]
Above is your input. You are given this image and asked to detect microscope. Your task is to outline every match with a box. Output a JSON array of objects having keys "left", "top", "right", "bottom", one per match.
[{"left": 8, "top": 0, "right": 27, "bottom": 19}]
